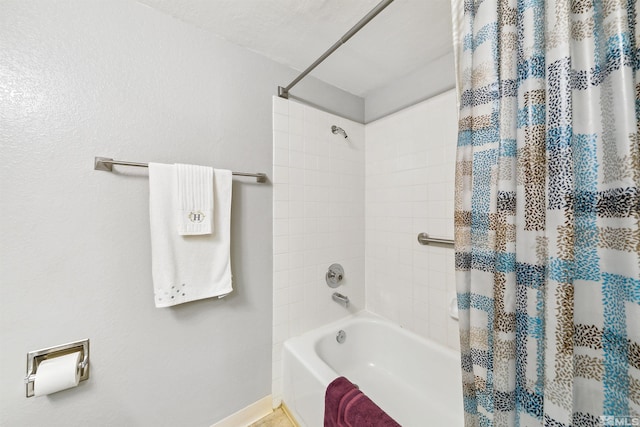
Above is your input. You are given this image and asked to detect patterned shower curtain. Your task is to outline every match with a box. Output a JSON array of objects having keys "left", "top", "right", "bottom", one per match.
[{"left": 453, "top": 0, "right": 639, "bottom": 425}]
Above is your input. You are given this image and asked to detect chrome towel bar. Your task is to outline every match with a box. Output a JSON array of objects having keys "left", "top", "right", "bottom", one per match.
[
  {"left": 94, "top": 157, "right": 267, "bottom": 183},
  {"left": 417, "top": 232, "right": 454, "bottom": 247}
]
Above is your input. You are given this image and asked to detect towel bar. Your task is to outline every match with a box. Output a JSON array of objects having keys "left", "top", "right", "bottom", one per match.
[{"left": 94, "top": 157, "right": 267, "bottom": 183}]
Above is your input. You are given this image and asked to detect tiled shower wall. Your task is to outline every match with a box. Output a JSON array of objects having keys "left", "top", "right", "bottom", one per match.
[
  {"left": 365, "top": 90, "right": 459, "bottom": 350},
  {"left": 271, "top": 90, "right": 458, "bottom": 404},
  {"left": 271, "top": 97, "right": 366, "bottom": 405}
]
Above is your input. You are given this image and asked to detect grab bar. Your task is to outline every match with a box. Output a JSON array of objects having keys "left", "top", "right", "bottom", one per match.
[{"left": 417, "top": 232, "right": 454, "bottom": 247}]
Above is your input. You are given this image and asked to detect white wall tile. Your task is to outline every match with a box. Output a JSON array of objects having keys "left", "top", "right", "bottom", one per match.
[
  {"left": 289, "top": 100, "right": 304, "bottom": 119},
  {"left": 274, "top": 147, "right": 289, "bottom": 167},
  {"left": 273, "top": 97, "right": 289, "bottom": 115},
  {"left": 272, "top": 98, "right": 366, "bottom": 401},
  {"left": 273, "top": 113, "right": 288, "bottom": 133},
  {"left": 274, "top": 256, "right": 290, "bottom": 277},
  {"left": 288, "top": 252, "right": 304, "bottom": 270},
  {"left": 273, "top": 270, "right": 288, "bottom": 290},
  {"left": 273, "top": 219, "right": 288, "bottom": 237},
  {"left": 273, "top": 184, "right": 289, "bottom": 202},
  {"left": 273, "top": 131, "right": 288, "bottom": 150},
  {"left": 273, "top": 288, "right": 289, "bottom": 308},
  {"left": 273, "top": 235, "right": 289, "bottom": 255},
  {"left": 365, "top": 90, "right": 458, "bottom": 348},
  {"left": 273, "top": 166, "right": 289, "bottom": 184},
  {"left": 273, "top": 201, "right": 288, "bottom": 219},
  {"left": 289, "top": 150, "right": 305, "bottom": 169},
  {"left": 273, "top": 91, "right": 458, "bottom": 403},
  {"left": 288, "top": 218, "right": 304, "bottom": 235},
  {"left": 290, "top": 133, "right": 304, "bottom": 152}
]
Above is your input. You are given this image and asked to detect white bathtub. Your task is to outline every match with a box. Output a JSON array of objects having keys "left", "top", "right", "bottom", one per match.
[{"left": 282, "top": 311, "right": 464, "bottom": 426}]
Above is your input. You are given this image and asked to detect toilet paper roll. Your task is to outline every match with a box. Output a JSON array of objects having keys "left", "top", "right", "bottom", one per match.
[{"left": 33, "top": 351, "right": 81, "bottom": 397}]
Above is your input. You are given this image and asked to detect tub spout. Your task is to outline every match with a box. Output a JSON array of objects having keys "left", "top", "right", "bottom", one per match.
[{"left": 332, "top": 292, "right": 349, "bottom": 308}]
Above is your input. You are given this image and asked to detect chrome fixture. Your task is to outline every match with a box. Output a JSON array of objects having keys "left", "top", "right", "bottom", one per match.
[
  {"left": 278, "top": 0, "right": 394, "bottom": 99},
  {"left": 332, "top": 292, "right": 350, "bottom": 308},
  {"left": 417, "top": 232, "right": 454, "bottom": 247},
  {"left": 336, "top": 330, "right": 347, "bottom": 344},
  {"left": 94, "top": 157, "right": 267, "bottom": 183},
  {"left": 326, "top": 263, "right": 344, "bottom": 288},
  {"left": 331, "top": 125, "right": 348, "bottom": 139}
]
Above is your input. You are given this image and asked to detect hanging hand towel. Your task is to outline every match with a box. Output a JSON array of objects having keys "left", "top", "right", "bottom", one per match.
[
  {"left": 149, "top": 163, "right": 233, "bottom": 307},
  {"left": 176, "top": 163, "right": 213, "bottom": 235}
]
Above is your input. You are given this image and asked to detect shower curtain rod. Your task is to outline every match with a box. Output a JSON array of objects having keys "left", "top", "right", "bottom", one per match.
[{"left": 277, "top": 0, "right": 394, "bottom": 99}]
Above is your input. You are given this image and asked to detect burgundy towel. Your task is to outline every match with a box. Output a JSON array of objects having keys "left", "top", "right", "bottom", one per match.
[
  {"left": 325, "top": 377, "right": 354, "bottom": 426},
  {"left": 324, "top": 376, "right": 401, "bottom": 427}
]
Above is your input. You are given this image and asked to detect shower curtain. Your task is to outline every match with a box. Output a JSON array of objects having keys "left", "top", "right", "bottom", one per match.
[{"left": 453, "top": 0, "right": 639, "bottom": 425}]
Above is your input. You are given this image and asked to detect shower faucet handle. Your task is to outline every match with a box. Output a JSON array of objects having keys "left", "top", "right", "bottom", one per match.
[
  {"left": 326, "top": 263, "right": 344, "bottom": 288},
  {"left": 327, "top": 270, "right": 342, "bottom": 281}
]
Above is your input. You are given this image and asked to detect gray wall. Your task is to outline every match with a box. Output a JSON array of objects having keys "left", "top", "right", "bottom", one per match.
[
  {"left": 0, "top": 1, "right": 362, "bottom": 426},
  {"left": 364, "top": 52, "right": 456, "bottom": 123}
]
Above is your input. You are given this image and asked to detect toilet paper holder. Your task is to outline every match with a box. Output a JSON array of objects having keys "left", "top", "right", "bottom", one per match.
[{"left": 24, "top": 338, "right": 90, "bottom": 397}]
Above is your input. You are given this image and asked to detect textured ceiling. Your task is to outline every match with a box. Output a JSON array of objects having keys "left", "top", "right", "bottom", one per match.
[{"left": 137, "top": 0, "right": 453, "bottom": 98}]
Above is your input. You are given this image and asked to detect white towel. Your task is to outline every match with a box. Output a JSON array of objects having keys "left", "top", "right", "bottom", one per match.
[
  {"left": 176, "top": 163, "right": 213, "bottom": 235},
  {"left": 149, "top": 163, "right": 233, "bottom": 307}
]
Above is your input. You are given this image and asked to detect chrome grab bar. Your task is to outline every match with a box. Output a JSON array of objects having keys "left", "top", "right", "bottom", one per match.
[{"left": 417, "top": 232, "right": 454, "bottom": 247}]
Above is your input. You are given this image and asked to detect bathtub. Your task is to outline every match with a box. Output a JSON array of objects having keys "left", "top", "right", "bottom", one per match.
[{"left": 282, "top": 311, "right": 464, "bottom": 426}]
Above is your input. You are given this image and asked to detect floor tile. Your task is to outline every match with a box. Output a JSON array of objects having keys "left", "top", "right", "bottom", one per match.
[{"left": 249, "top": 407, "right": 295, "bottom": 427}]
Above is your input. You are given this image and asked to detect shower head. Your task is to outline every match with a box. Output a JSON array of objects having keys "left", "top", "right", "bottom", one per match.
[{"left": 331, "top": 125, "right": 348, "bottom": 139}]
